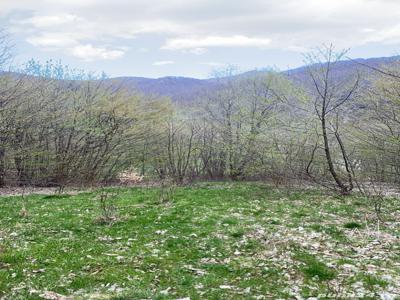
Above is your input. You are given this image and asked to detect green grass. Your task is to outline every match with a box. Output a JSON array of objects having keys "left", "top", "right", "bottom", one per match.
[
  {"left": 343, "top": 221, "right": 363, "bottom": 229},
  {"left": 362, "top": 274, "right": 389, "bottom": 290},
  {"left": 294, "top": 251, "right": 337, "bottom": 281},
  {"left": 0, "top": 182, "right": 399, "bottom": 299}
]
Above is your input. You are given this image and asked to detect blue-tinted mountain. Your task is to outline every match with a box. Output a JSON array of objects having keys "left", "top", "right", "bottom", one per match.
[{"left": 103, "top": 55, "right": 400, "bottom": 102}]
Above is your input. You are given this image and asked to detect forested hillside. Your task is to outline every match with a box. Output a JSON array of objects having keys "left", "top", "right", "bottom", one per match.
[{"left": 1, "top": 38, "right": 400, "bottom": 198}]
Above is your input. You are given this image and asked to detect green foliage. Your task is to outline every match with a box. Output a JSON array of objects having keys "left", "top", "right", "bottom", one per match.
[
  {"left": 0, "top": 59, "right": 171, "bottom": 186},
  {"left": 361, "top": 274, "right": 389, "bottom": 290},
  {"left": 229, "top": 227, "right": 245, "bottom": 238},
  {"left": 294, "top": 251, "right": 337, "bottom": 281},
  {"left": 343, "top": 221, "right": 363, "bottom": 229},
  {"left": 0, "top": 183, "right": 398, "bottom": 299}
]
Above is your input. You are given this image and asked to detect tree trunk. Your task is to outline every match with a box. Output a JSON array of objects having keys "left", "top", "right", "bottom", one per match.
[
  {"left": 321, "top": 115, "right": 349, "bottom": 195},
  {"left": 0, "top": 147, "right": 5, "bottom": 187}
]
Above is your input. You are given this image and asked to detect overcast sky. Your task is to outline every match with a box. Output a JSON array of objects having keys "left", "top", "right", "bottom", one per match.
[{"left": 1, "top": 0, "right": 400, "bottom": 78}]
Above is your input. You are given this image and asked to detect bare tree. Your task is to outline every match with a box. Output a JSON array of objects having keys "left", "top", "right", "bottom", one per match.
[
  {"left": 0, "top": 29, "right": 12, "bottom": 70},
  {"left": 305, "top": 44, "right": 359, "bottom": 195}
]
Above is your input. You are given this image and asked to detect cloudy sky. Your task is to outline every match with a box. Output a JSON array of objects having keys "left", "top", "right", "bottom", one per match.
[{"left": 1, "top": 0, "right": 400, "bottom": 78}]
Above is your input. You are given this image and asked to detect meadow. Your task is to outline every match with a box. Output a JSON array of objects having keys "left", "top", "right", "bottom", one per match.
[{"left": 0, "top": 183, "right": 399, "bottom": 299}]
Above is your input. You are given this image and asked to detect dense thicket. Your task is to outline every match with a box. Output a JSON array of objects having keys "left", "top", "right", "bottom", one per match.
[
  {"left": 0, "top": 36, "right": 398, "bottom": 193},
  {"left": 0, "top": 55, "right": 170, "bottom": 187}
]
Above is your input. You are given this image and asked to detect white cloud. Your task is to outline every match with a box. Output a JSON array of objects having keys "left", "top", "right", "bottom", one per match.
[
  {"left": 363, "top": 24, "right": 400, "bottom": 44},
  {"left": 27, "top": 34, "right": 78, "bottom": 49},
  {"left": 162, "top": 35, "right": 271, "bottom": 51},
  {"left": 199, "top": 62, "right": 225, "bottom": 67},
  {"left": 4, "top": 0, "right": 400, "bottom": 65},
  {"left": 21, "top": 13, "right": 127, "bottom": 61},
  {"left": 285, "top": 45, "right": 309, "bottom": 53},
  {"left": 42, "top": 0, "right": 96, "bottom": 6},
  {"left": 21, "top": 14, "right": 79, "bottom": 28},
  {"left": 188, "top": 48, "right": 207, "bottom": 55},
  {"left": 26, "top": 33, "right": 125, "bottom": 61},
  {"left": 68, "top": 44, "right": 125, "bottom": 61},
  {"left": 152, "top": 60, "right": 175, "bottom": 66}
]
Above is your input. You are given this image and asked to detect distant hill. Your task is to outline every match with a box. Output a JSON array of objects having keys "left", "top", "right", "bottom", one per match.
[
  {"left": 105, "top": 76, "right": 219, "bottom": 103},
  {"left": 2, "top": 55, "right": 399, "bottom": 102},
  {"left": 103, "top": 55, "right": 400, "bottom": 102},
  {"left": 286, "top": 55, "right": 400, "bottom": 84}
]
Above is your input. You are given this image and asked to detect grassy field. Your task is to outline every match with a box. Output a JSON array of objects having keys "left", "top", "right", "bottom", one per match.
[{"left": 0, "top": 182, "right": 399, "bottom": 299}]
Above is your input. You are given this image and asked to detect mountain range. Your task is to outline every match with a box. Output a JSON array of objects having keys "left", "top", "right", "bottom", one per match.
[{"left": 104, "top": 55, "right": 400, "bottom": 102}]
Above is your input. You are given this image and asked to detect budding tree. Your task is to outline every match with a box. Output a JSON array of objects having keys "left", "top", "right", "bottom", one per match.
[{"left": 305, "top": 44, "right": 360, "bottom": 195}]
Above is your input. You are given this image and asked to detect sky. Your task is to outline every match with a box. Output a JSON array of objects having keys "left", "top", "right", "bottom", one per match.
[{"left": 1, "top": 0, "right": 400, "bottom": 78}]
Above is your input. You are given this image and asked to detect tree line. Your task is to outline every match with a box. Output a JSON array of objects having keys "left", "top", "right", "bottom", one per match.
[{"left": 0, "top": 34, "right": 398, "bottom": 195}]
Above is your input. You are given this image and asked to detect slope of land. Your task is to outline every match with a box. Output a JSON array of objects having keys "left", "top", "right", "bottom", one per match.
[
  {"left": 105, "top": 56, "right": 400, "bottom": 102},
  {"left": 0, "top": 182, "right": 399, "bottom": 299}
]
